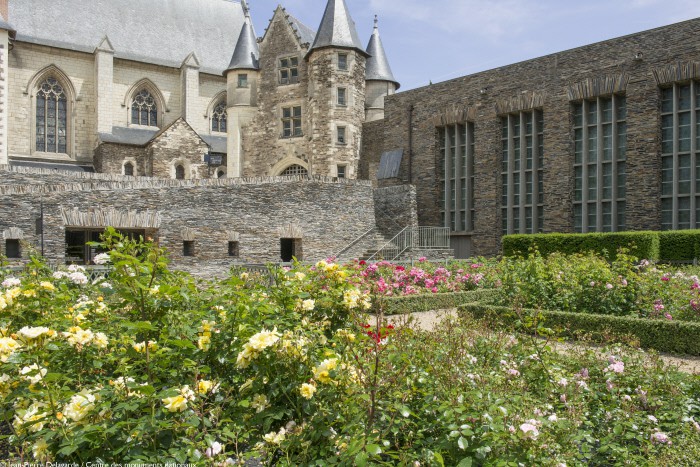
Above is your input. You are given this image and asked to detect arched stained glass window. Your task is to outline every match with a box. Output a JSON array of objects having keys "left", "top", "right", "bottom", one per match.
[
  {"left": 280, "top": 164, "right": 308, "bottom": 176},
  {"left": 36, "top": 78, "right": 68, "bottom": 153},
  {"left": 131, "top": 89, "right": 158, "bottom": 126},
  {"left": 175, "top": 164, "right": 185, "bottom": 180},
  {"left": 212, "top": 102, "right": 227, "bottom": 133}
]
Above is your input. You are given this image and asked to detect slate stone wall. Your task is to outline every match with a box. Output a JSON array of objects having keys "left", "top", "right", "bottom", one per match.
[
  {"left": 365, "top": 17, "right": 700, "bottom": 257},
  {"left": 0, "top": 170, "right": 376, "bottom": 273},
  {"left": 373, "top": 185, "right": 418, "bottom": 238},
  {"left": 94, "top": 143, "right": 146, "bottom": 176}
]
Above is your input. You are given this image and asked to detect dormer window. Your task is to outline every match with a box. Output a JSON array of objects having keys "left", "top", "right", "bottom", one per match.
[
  {"left": 279, "top": 57, "right": 299, "bottom": 85},
  {"left": 338, "top": 53, "right": 348, "bottom": 71}
]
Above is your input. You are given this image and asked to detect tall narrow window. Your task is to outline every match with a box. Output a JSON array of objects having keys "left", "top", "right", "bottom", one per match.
[
  {"left": 282, "top": 106, "right": 302, "bottom": 137},
  {"left": 212, "top": 101, "right": 227, "bottom": 133},
  {"left": 123, "top": 162, "right": 134, "bottom": 176},
  {"left": 338, "top": 53, "right": 348, "bottom": 71},
  {"left": 183, "top": 241, "right": 195, "bottom": 257},
  {"left": 573, "top": 95, "right": 627, "bottom": 232},
  {"left": 237, "top": 74, "right": 248, "bottom": 88},
  {"left": 438, "top": 123, "right": 475, "bottom": 232},
  {"left": 228, "top": 241, "right": 240, "bottom": 257},
  {"left": 131, "top": 89, "right": 158, "bottom": 127},
  {"left": 337, "top": 87, "right": 347, "bottom": 106},
  {"left": 661, "top": 82, "right": 700, "bottom": 230},
  {"left": 337, "top": 165, "right": 347, "bottom": 179},
  {"left": 175, "top": 164, "right": 185, "bottom": 180},
  {"left": 337, "top": 126, "right": 346, "bottom": 144},
  {"left": 279, "top": 57, "right": 299, "bottom": 85},
  {"left": 501, "top": 110, "right": 544, "bottom": 235},
  {"left": 36, "top": 78, "right": 68, "bottom": 153}
]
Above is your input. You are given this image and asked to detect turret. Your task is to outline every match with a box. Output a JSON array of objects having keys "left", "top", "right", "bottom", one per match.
[
  {"left": 306, "top": 0, "right": 368, "bottom": 179},
  {"left": 224, "top": 0, "right": 260, "bottom": 177},
  {"left": 365, "top": 16, "right": 399, "bottom": 122}
]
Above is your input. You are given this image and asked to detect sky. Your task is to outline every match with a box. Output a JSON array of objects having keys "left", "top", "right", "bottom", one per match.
[{"left": 247, "top": 0, "right": 700, "bottom": 91}]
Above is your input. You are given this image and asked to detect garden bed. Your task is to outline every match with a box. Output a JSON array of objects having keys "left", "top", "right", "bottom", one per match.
[{"left": 378, "top": 288, "right": 499, "bottom": 315}]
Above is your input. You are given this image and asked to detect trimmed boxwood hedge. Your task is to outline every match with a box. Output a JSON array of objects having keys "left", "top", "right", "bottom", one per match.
[
  {"left": 658, "top": 230, "right": 700, "bottom": 261},
  {"left": 502, "top": 231, "right": 661, "bottom": 260},
  {"left": 459, "top": 302, "right": 700, "bottom": 355},
  {"left": 377, "top": 289, "right": 499, "bottom": 315}
]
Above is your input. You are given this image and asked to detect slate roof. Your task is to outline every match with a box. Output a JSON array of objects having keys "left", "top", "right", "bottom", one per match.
[
  {"left": 365, "top": 19, "right": 399, "bottom": 89},
  {"left": 309, "top": 0, "right": 366, "bottom": 56},
  {"left": 99, "top": 127, "right": 159, "bottom": 147},
  {"left": 10, "top": 160, "right": 95, "bottom": 172},
  {"left": 9, "top": 0, "right": 245, "bottom": 75},
  {"left": 287, "top": 12, "right": 317, "bottom": 46}
]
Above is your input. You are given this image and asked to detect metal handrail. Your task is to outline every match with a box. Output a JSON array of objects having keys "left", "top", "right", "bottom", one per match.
[
  {"left": 367, "top": 226, "right": 451, "bottom": 262},
  {"left": 334, "top": 226, "right": 377, "bottom": 259}
]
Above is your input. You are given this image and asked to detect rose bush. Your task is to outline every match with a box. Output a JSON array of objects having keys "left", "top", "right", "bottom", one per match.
[{"left": 0, "top": 234, "right": 699, "bottom": 465}]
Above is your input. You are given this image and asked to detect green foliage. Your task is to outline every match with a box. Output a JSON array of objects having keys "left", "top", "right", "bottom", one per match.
[
  {"left": 658, "top": 230, "right": 700, "bottom": 261},
  {"left": 503, "top": 231, "right": 661, "bottom": 261},
  {"left": 460, "top": 302, "right": 700, "bottom": 355},
  {"left": 381, "top": 289, "right": 499, "bottom": 315}
]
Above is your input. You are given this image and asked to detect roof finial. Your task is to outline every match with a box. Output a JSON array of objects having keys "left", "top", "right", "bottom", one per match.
[
  {"left": 374, "top": 15, "right": 378, "bottom": 29},
  {"left": 241, "top": 0, "right": 250, "bottom": 19}
]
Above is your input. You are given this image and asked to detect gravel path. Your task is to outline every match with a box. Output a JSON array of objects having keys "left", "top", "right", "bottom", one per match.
[{"left": 374, "top": 309, "right": 700, "bottom": 375}]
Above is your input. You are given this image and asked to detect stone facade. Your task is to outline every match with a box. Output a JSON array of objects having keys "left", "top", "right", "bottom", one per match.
[
  {"left": 360, "top": 17, "right": 700, "bottom": 257},
  {"left": 0, "top": 168, "right": 377, "bottom": 271}
]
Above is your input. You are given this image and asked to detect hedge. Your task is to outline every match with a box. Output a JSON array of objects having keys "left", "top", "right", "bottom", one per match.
[
  {"left": 459, "top": 302, "right": 700, "bottom": 355},
  {"left": 658, "top": 230, "right": 700, "bottom": 261},
  {"left": 502, "top": 231, "right": 660, "bottom": 260},
  {"left": 377, "top": 289, "right": 499, "bottom": 315}
]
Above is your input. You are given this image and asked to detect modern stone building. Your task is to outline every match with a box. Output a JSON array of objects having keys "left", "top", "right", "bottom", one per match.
[
  {"left": 363, "top": 16, "right": 700, "bottom": 258},
  {"left": 2, "top": 0, "right": 700, "bottom": 267}
]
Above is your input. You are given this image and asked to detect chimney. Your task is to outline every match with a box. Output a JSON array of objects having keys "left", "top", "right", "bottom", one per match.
[{"left": 0, "top": 0, "right": 7, "bottom": 22}]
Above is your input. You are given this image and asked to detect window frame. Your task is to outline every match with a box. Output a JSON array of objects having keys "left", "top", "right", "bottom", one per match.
[
  {"left": 573, "top": 94, "right": 627, "bottom": 233},
  {"left": 33, "top": 75, "right": 71, "bottom": 156},
  {"left": 337, "top": 165, "right": 347, "bottom": 179},
  {"left": 337, "top": 126, "right": 346, "bottom": 145},
  {"left": 130, "top": 88, "right": 159, "bottom": 127},
  {"left": 123, "top": 161, "right": 135, "bottom": 176},
  {"left": 279, "top": 56, "right": 299, "bottom": 85},
  {"left": 183, "top": 240, "right": 195, "bottom": 257},
  {"left": 438, "top": 122, "right": 476, "bottom": 233},
  {"left": 660, "top": 81, "right": 700, "bottom": 230},
  {"left": 338, "top": 53, "right": 348, "bottom": 71},
  {"left": 500, "top": 110, "right": 544, "bottom": 235},
  {"left": 32, "top": 77, "right": 72, "bottom": 155},
  {"left": 337, "top": 87, "right": 347, "bottom": 107},
  {"left": 211, "top": 101, "right": 227, "bottom": 133},
  {"left": 237, "top": 73, "right": 248, "bottom": 88},
  {"left": 281, "top": 106, "right": 303, "bottom": 138}
]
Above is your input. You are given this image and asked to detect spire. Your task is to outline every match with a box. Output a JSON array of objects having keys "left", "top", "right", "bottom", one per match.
[
  {"left": 225, "top": 0, "right": 259, "bottom": 73},
  {"left": 365, "top": 16, "right": 399, "bottom": 89},
  {"left": 309, "top": 0, "right": 367, "bottom": 56}
]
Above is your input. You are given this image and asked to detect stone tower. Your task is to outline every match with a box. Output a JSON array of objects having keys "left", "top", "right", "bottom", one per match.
[
  {"left": 224, "top": 0, "right": 260, "bottom": 178},
  {"left": 306, "top": 0, "right": 368, "bottom": 179},
  {"left": 364, "top": 16, "right": 400, "bottom": 122},
  {"left": 0, "top": 0, "right": 14, "bottom": 165}
]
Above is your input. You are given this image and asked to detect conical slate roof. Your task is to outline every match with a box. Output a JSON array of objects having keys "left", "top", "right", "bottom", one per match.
[
  {"left": 225, "top": 0, "right": 259, "bottom": 73},
  {"left": 365, "top": 17, "right": 399, "bottom": 89},
  {"left": 309, "top": 0, "right": 367, "bottom": 56}
]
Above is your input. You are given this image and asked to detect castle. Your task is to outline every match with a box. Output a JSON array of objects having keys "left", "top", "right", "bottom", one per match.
[{"left": 2, "top": 0, "right": 700, "bottom": 270}]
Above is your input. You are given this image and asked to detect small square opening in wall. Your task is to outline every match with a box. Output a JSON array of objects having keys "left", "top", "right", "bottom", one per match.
[
  {"left": 183, "top": 241, "right": 195, "bottom": 257},
  {"left": 337, "top": 165, "right": 347, "bottom": 179},
  {"left": 228, "top": 241, "right": 240, "bottom": 257},
  {"left": 280, "top": 238, "right": 302, "bottom": 262},
  {"left": 5, "top": 239, "right": 21, "bottom": 259}
]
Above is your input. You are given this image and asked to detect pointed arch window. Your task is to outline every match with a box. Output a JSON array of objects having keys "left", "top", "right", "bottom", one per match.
[
  {"left": 131, "top": 89, "right": 158, "bottom": 126},
  {"left": 280, "top": 164, "right": 308, "bottom": 176},
  {"left": 212, "top": 101, "right": 227, "bottom": 133},
  {"left": 36, "top": 78, "right": 68, "bottom": 153},
  {"left": 175, "top": 164, "right": 185, "bottom": 180}
]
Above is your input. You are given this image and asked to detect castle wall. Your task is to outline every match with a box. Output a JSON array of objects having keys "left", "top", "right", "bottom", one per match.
[
  {"left": 0, "top": 168, "right": 376, "bottom": 271},
  {"left": 368, "top": 17, "right": 700, "bottom": 257}
]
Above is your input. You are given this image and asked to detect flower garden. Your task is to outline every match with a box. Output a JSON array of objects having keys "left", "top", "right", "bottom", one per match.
[{"left": 1, "top": 230, "right": 700, "bottom": 465}]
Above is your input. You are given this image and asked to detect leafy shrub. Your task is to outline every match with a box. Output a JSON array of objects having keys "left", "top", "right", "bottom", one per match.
[{"left": 381, "top": 289, "right": 499, "bottom": 315}]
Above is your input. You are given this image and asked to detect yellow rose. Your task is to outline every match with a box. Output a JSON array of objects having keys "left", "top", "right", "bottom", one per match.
[
  {"left": 162, "top": 395, "right": 187, "bottom": 412},
  {"left": 300, "top": 383, "right": 316, "bottom": 399}
]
